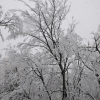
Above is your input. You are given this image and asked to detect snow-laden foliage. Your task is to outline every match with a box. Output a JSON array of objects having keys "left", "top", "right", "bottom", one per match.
[{"left": 0, "top": 0, "right": 100, "bottom": 100}]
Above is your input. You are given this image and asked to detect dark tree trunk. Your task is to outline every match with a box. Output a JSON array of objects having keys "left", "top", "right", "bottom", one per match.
[{"left": 62, "top": 71, "right": 67, "bottom": 100}]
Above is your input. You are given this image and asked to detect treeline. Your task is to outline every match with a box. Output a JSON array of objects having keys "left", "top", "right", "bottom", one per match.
[{"left": 0, "top": 0, "right": 100, "bottom": 100}]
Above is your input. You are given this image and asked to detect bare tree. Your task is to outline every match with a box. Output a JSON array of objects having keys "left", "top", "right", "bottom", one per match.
[{"left": 4, "top": 0, "right": 83, "bottom": 100}]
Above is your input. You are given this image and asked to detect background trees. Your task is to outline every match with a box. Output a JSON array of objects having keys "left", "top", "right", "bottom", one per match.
[{"left": 0, "top": 0, "right": 100, "bottom": 100}]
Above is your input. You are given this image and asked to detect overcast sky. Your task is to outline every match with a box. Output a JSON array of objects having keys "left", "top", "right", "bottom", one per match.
[{"left": 0, "top": 0, "right": 100, "bottom": 55}]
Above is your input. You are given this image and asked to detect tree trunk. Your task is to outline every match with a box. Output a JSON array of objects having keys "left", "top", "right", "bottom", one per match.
[
  {"left": 62, "top": 71, "right": 67, "bottom": 100},
  {"left": 41, "top": 75, "right": 52, "bottom": 100}
]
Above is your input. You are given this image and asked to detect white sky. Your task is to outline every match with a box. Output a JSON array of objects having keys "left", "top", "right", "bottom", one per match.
[{"left": 0, "top": 0, "right": 100, "bottom": 55}]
